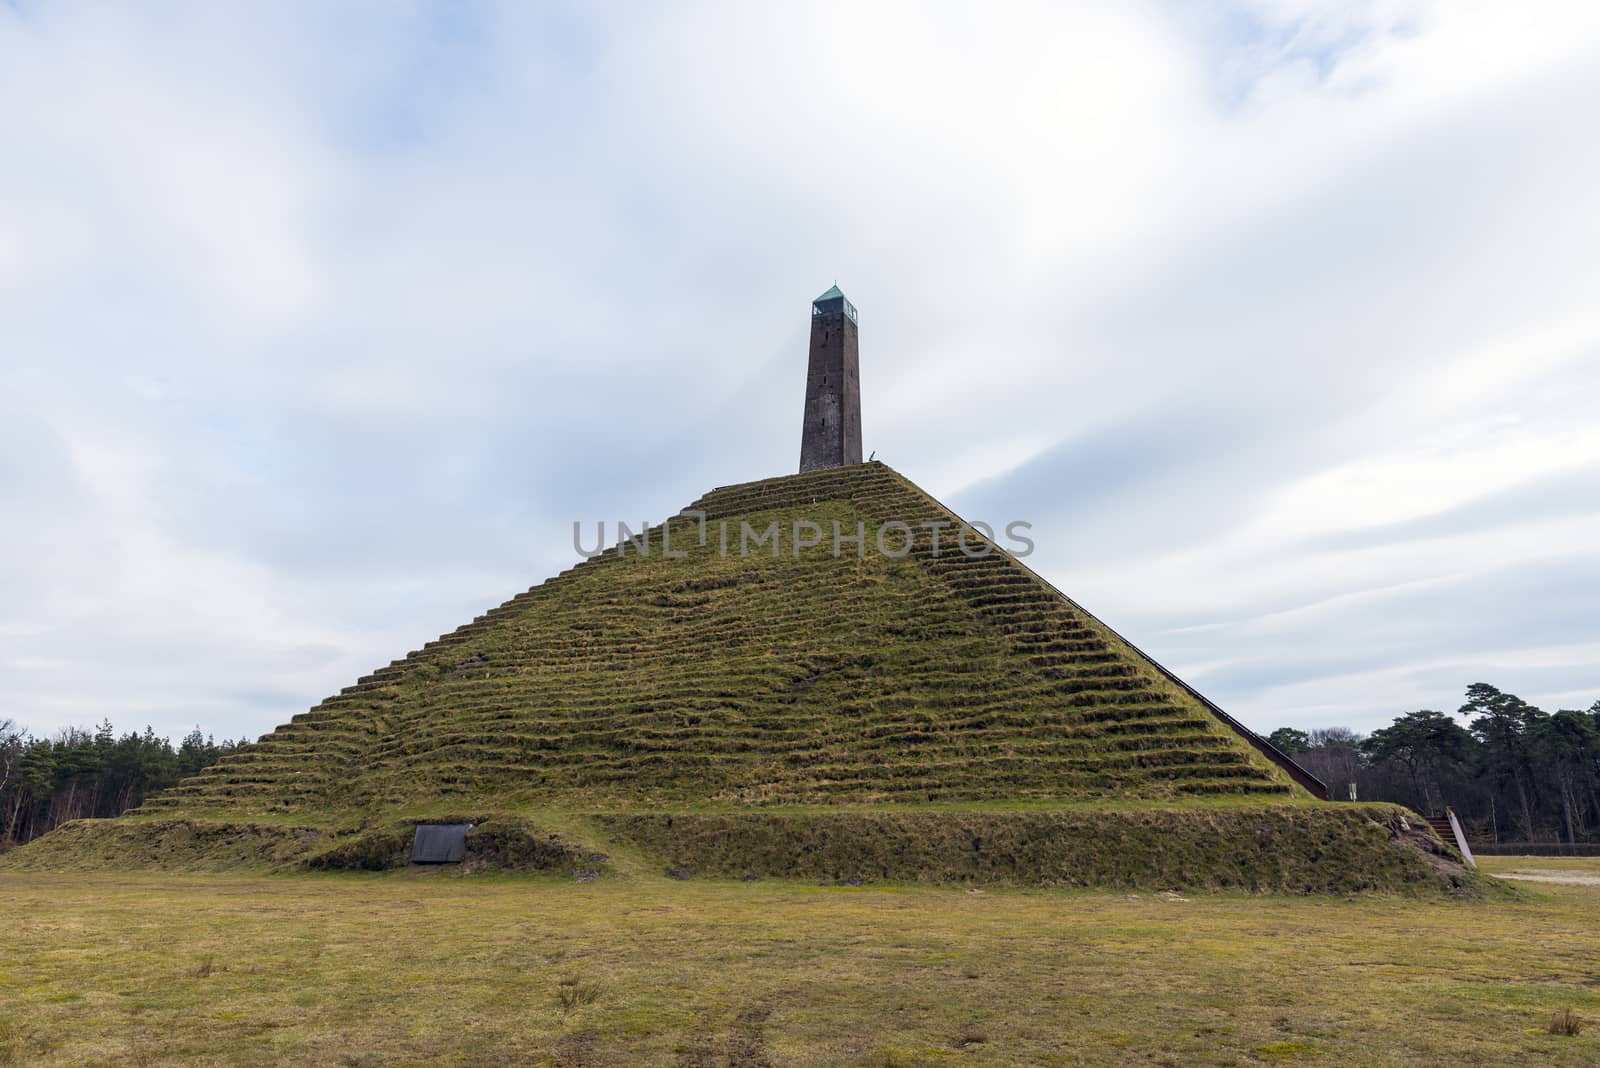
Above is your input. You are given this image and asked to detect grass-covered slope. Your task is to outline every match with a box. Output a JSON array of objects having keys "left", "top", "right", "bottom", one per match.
[
  {"left": 603, "top": 804, "right": 1499, "bottom": 895},
  {"left": 9, "top": 804, "right": 1491, "bottom": 899},
  {"left": 140, "top": 463, "right": 1309, "bottom": 820}
]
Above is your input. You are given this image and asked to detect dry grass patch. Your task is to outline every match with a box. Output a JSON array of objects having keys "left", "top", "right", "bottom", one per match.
[
  {"left": 1548, "top": 1008, "right": 1584, "bottom": 1036},
  {"left": 556, "top": 975, "right": 605, "bottom": 1013},
  {"left": 0, "top": 858, "right": 1594, "bottom": 1064}
]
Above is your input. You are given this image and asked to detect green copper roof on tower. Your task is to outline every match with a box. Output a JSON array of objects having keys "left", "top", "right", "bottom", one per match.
[{"left": 814, "top": 285, "right": 845, "bottom": 303}]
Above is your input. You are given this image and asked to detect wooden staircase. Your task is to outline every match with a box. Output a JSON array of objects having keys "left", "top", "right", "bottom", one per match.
[{"left": 1423, "top": 809, "right": 1476, "bottom": 868}]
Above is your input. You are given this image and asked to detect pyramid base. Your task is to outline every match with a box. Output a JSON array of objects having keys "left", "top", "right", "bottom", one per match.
[
  {"left": 0, "top": 817, "right": 325, "bottom": 872},
  {"left": 5, "top": 804, "right": 1496, "bottom": 897},
  {"left": 594, "top": 805, "right": 1494, "bottom": 896}
]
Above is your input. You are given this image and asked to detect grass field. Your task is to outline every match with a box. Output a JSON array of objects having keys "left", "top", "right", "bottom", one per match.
[{"left": 2, "top": 857, "right": 1596, "bottom": 1066}]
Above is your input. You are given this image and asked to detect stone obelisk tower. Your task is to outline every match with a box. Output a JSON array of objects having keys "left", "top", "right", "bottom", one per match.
[{"left": 798, "top": 285, "right": 862, "bottom": 473}]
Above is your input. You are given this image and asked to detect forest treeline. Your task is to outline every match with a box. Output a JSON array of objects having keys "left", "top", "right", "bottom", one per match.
[
  {"left": 1271, "top": 683, "right": 1600, "bottom": 844},
  {"left": 0, "top": 719, "right": 246, "bottom": 848}
]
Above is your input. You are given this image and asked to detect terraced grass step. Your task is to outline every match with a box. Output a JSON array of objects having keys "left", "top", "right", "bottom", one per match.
[{"left": 135, "top": 462, "right": 1315, "bottom": 817}]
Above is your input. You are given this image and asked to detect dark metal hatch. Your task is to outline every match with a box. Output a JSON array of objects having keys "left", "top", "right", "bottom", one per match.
[{"left": 411, "top": 823, "right": 471, "bottom": 863}]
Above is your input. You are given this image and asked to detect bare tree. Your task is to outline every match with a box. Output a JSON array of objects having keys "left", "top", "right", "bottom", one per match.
[
  {"left": 0, "top": 719, "right": 26, "bottom": 846},
  {"left": 0, "top": 719, "right": 22, "bottom": 799}
]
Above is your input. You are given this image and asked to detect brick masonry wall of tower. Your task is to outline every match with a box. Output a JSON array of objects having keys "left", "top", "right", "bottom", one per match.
[{"left": 799, "top": 309, "right": 862, "bottom": 472}]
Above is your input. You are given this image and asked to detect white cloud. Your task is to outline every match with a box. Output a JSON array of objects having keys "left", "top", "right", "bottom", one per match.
[{"left": 1, "top": 1, "right": 1597, "bottom": 740}]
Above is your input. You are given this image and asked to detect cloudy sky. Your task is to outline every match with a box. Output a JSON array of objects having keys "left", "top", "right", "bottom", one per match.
[{"left": 3, "top": 1, "right": 1598, "bottom": 745}]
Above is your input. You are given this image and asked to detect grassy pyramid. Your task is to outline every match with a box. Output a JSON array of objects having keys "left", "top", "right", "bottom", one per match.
[
  {"left": 14, "top": 463, "right": 1491, "bottom": 893},
  {"left": 144, "top": 462, "right": 1314, "bottom": 817}
]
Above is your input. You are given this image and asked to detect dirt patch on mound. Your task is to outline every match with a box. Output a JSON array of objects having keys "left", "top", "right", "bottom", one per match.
[{"left": 1381, "top": 813, "right": 1481, "bottom": 891}]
